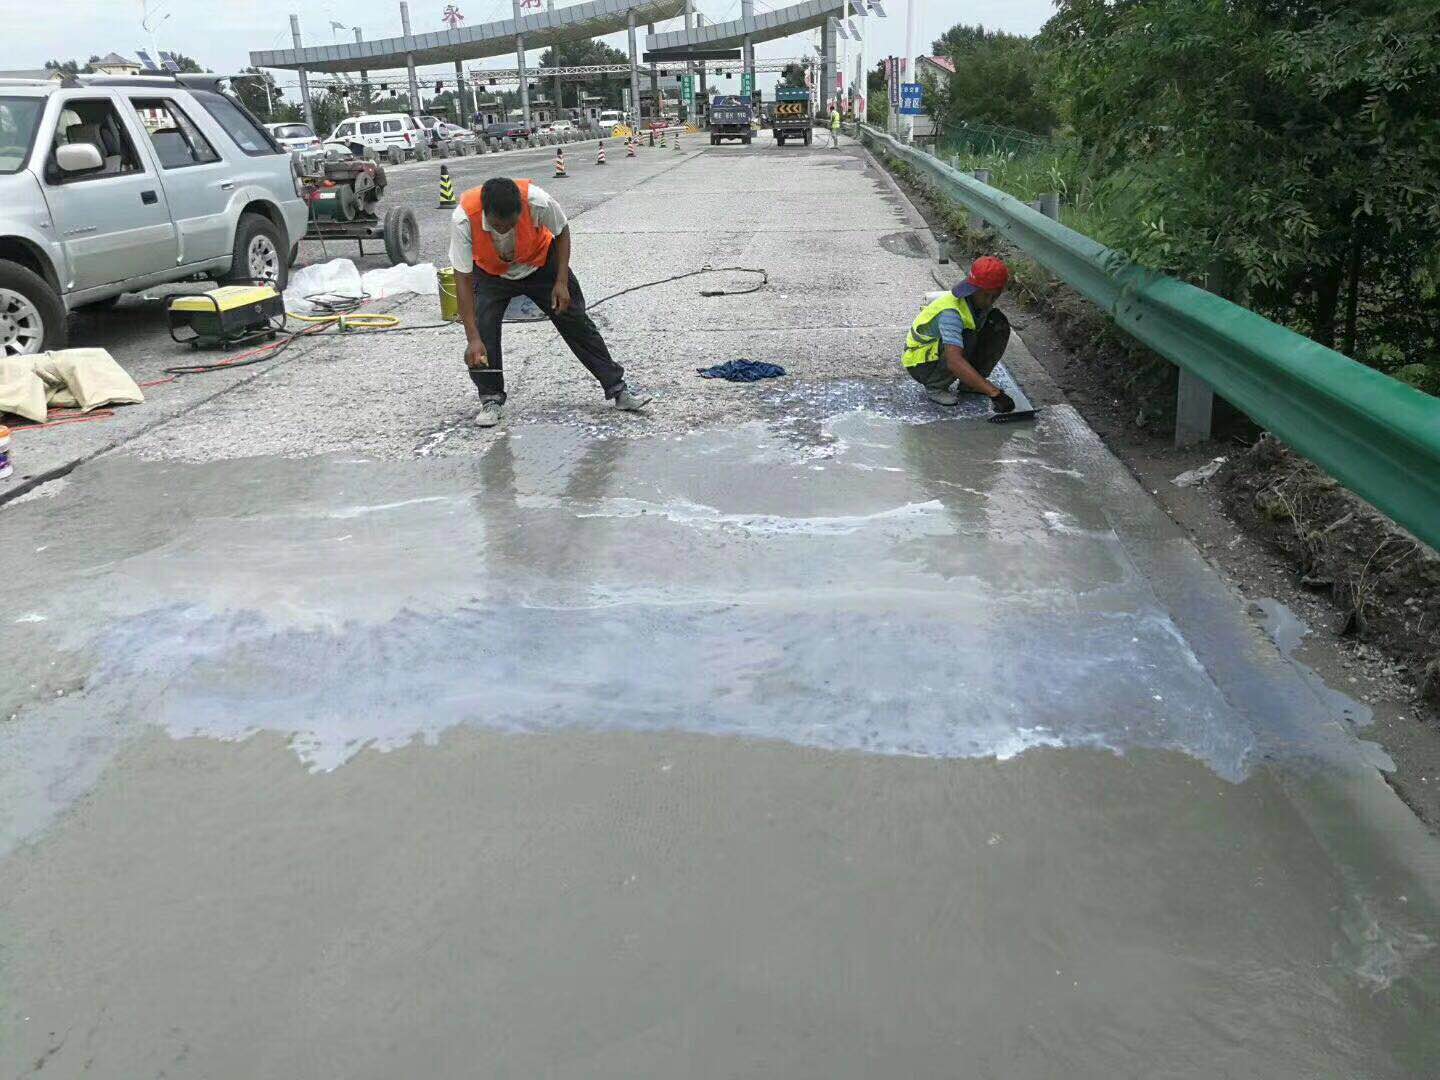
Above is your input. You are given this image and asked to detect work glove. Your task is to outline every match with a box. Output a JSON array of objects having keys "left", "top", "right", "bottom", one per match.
[{"left": 990, "top": 391, "right": 1016, "bottom": 415}]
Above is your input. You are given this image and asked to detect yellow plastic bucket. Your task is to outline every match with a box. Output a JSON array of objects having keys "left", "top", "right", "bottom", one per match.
[{"left": 438, "top": 266, "right": 460, "bottom": 323}]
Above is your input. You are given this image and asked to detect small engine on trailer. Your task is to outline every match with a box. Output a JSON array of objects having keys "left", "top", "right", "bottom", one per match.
[
  {"left": 295, "top": 149, "right": 421, "bottom": 266},
  {"left": 167, "top": 285, "right": 286, "bottom": 349}
]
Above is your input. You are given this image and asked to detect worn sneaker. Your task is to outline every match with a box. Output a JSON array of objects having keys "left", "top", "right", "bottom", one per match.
[
  {"left": 474, "top": 399, "right": 503, "bottom": 427},
  {"left": 926, "top": 387, "right": 960, "bottom": 406},
  {"left": 613, "top": 388, "right": 652, "bottom": 412}
]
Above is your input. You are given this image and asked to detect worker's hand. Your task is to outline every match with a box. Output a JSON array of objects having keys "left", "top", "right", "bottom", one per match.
[
  {"left": 464, "top": 338, "right": 488, "bottom": 368},
  {"left": 990, "top": 390, "right": 1016, "bottom": 415},
  {"left": 550, "top": 278, "right": 572, "bottom": 315}
]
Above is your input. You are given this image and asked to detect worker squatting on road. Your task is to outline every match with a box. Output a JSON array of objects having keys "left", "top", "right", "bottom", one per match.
[
  {"left": 450, "top": 177, "right": 651, "bottom": 427},
  {"left": 902, "top": 255, "right": 1016, "bottom": 415}
]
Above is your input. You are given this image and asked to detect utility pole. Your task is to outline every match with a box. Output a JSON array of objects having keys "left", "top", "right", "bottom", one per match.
[
  {"left": 627, "top": 10, "right": 642, "bottom": 128},
  {"left": 290, "top": 15, "right": 315, "bottom": 130},
  {"left": 400, "top": 2, "right": 422, "bottom": 113},
  {"left": 355, "top": 27, "right": 370, "bottom": 109},
  {"left": 512, "top": 0, "right": 530, "bottom": 130},
  {"left": 741, "top": 0, "right": 754, "bottom": 102},
  {"left": 549, "top": 0, "right": 562, "bottom": 118},
  {"left": 903, "top": 0, "right": 918, "bottom": 144}
]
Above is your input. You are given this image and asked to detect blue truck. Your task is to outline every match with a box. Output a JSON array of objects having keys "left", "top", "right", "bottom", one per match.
[{"left": 709, "top": 95, "right": 753, "bottom": 146}]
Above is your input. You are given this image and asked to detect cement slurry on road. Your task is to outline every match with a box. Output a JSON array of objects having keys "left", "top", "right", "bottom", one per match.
[{"left": 2, "top": 138, "right": 1438, "bottom": 1078}]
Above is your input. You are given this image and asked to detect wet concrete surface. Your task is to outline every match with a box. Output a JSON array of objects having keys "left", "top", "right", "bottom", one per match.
[
  {"left": 3, "top": 409, "right": 1439, "bottom": 1077},
  {"left": 3, "top": 138, "right": 1439, "bottom": 1077}
]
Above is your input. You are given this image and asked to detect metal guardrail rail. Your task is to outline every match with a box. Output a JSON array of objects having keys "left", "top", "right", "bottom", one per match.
[{"left": 859, "top": 124, "right": 1440, "bottom": 552}]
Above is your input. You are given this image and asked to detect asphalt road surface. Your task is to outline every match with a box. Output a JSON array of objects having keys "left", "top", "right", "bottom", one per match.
[{"left": 2, "top": 132, "right": 1437, "bottom": 1079}]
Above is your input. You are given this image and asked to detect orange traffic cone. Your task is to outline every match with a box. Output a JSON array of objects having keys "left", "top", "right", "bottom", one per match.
[
  {"left": 627, "top": 136, "right": 636, "bottom": 158},
  {"left": 597, "top": 139, "right": 607, "bottom": 165},
  {"left": 553, "top": 148, "right": 568, "bottom": 177}
]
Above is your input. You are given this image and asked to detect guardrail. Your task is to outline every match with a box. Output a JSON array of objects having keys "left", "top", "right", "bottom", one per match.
[{"left": 858, "top": 124, "right": 1440, "bottom": 552}]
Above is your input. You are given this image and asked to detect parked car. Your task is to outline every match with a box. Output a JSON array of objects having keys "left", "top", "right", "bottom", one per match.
[
  {"left": 327, "top": 113, "right": 429, "bottom": 162},
  {"left": 0, "top": 72, "right": 308, "bottom": 354},
  {"left": 264, "top": 121, "right": 322, "bottom": 153},
  {"left": 547, "top": 119, "right": 575, "bottom": 135},
  {"left": 481, "top": 120, "right": 531, "bottom": 140},
  {"left": 435, "top": 122, "right": 478, "bottom": 149}
]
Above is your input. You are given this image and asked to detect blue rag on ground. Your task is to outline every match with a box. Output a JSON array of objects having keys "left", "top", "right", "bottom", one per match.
[{"left": 696, "top": 359, "right": 787, "bottom": 382}]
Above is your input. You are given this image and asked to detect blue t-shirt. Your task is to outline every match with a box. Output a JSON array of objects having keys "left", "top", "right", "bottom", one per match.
[{"left": 936, "top": 283, "right": 988, "bottom": 354}]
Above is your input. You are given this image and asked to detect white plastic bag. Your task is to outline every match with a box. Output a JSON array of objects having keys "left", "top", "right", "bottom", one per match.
[
  {"left": 360, "top": 261, "right": 438, "bottom": 299},
  {"left": 283, "top": 258, "right": 364, "bottom": 313}
]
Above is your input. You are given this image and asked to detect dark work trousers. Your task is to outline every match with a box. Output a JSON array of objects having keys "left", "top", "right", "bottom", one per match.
[
  {"left": 907, "top": 307, "right": 1011, "bottom": 393},
  {"left": 467, "top": 243, "right": 626, "bottom": 403}
]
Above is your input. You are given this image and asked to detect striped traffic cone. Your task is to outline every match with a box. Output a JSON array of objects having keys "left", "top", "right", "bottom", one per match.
[
  {"left": 627, "top": 136, "right": 636, "bottom": 158},
  {"left": 673, "top": 128, "right": 681, "bottom": 151},
  {"left": 659, "top": 129, "right": 667, "bottom": 149},
  {"left": 437, "top": 164, "right": 457, "bottom": 208},
  {"left": 648, "top": 128, "right": 655, "bottom": 147},
  {"left": 553, "top": 147, "right": 568, "bottom": 178},
  {"left": 597, "top": 139, "right": 606, "bottom": 165}
]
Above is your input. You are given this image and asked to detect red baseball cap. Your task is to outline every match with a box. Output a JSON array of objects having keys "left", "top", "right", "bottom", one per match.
[{"left": 965, "top": 256, "right": 1009, "bottom": 292}]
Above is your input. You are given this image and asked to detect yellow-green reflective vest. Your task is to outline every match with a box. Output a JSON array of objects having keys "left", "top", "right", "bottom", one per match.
[
  {"left": 831, "top": 111, "right": 842, "bottom": 130},
  {"left": 903, "top": 292, "right": 975, "bottom": 368}
]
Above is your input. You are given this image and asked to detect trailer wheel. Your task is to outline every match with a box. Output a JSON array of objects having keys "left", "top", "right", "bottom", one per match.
[
  {"left": 383, "top": 207, "right": 420, "bottom": 266},
  {"left": 743, "top": 135, "right": 752, "bottom": 146}
]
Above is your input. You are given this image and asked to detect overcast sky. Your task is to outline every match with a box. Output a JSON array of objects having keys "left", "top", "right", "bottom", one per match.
[{"left": 2, "top": 0, "right": 1057, "bottom": 94}]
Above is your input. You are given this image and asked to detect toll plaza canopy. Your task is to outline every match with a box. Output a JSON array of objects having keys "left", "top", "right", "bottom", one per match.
[
  {"left": 250, "top": 0, "right": 687, "bottom": 73},
  {"left": 646, "top": 0, "right": 845, "bottom": 53}
]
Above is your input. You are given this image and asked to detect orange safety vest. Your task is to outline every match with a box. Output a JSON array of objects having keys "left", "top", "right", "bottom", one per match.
[{"left": 459, "top": 179, "right": 553, "bottom": 277}]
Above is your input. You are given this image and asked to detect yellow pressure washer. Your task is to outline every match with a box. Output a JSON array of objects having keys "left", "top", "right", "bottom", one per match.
[{"left": 167, "top": 285, "right": 286, "bottom": 349}]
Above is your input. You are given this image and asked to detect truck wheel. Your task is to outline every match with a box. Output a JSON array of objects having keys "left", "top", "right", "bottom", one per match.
[
  {"left": 0, "top": 261, "right": 66, "bottom": 356},
  {"left": 743, "top": 135, "right": 752, "bottom": 146},
  {"left": 776, "top": 135, "right": 785, "bottom": 146},
  {"left": 803, "top": 129, "right": 812, "bottom": 146},
  {"left": 383, "top": 207, "right": 420, "bottom": 266},
  {"left": 710, "top": 134, "right": 718, "bottom": 146},
  {"left": 223, "top": 213, "right": 288, "bottom": 291}
]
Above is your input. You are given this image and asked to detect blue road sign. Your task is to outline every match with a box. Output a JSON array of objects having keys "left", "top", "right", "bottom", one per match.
[{"left": 899, "top": 82, "right": 923, "bottom": 115}]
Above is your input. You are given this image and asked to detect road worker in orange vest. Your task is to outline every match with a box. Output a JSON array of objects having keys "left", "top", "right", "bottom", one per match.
[{"left": 450, "top": 177, "right": 650, "bottom": 427}]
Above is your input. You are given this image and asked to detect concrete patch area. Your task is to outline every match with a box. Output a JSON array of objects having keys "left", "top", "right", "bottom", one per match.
[{"left": 1, "top": 138, "right": 1437, "bottom": 1077}]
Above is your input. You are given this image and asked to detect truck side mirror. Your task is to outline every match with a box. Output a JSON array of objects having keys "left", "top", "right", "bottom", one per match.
[{"left": 55, "top": 142, "right": 104, "bottom": 174}]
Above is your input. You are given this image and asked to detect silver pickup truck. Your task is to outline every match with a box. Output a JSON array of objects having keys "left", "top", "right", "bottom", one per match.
[{"left": 0, "top": 73, "right": 309, "bottom": 356}]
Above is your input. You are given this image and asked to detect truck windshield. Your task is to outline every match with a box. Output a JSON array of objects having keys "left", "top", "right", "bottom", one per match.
[{"left": 0, "top": 97, "right": 43, "bottom": 174}]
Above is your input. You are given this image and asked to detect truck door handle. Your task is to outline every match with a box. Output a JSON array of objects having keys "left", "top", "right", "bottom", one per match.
[{"left": 141, "top": 190, "right": 158, "bottom": 205}]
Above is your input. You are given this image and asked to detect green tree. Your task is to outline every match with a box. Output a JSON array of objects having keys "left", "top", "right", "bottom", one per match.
[
  {"left": 539, "top": 38, "right": 631, "bottom": 109},
  {"left": 867, "top": 60, "right": 888, "bottom": 126},
  {"left": 1046, "top": 0, "right": 1440, "bottom": 362},
  {"left": 231, "top": 68, "right": 284, "bottom": 122},
  {"left": 779, "top": 62, "right": 807, "bottom": 90},
  {"left": 927, "top": 24, "right": 1058, "bottom": 136},
  {"left": 44, "top": 59, "right": 82, "bottom": 76}
]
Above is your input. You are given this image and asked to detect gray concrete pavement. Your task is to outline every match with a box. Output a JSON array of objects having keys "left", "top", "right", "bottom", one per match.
[{"left": 2, "top": 134, "right": 1438, "bottom": 1078}]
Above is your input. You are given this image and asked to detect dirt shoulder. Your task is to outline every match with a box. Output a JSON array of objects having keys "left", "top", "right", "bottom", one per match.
[{"left": 871, "top": 144, "right": 1440, "bottom": 831}]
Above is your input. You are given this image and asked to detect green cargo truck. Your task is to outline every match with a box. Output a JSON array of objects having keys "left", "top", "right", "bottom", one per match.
[{"left": 773, "top": 86, "right": 812, "bottom": 147}]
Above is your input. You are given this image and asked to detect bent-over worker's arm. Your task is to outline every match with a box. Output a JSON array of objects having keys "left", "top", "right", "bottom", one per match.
[
  {"left": 943, "top": 342, "right": 1002, "bottom": 398},
  {"left": 454, "top": 268, "right": 487, "bottom": 367},
  {"left": 549, "top": 225, "right": 572, "bottom": 313}
]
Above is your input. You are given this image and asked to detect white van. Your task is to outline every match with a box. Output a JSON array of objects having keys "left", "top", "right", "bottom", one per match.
[
  {"left": 597, "top": 110, "right": 624, "bottom": 134},
  {"left": 327, "top": 113, "right": 429, "bottom": 162}
]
